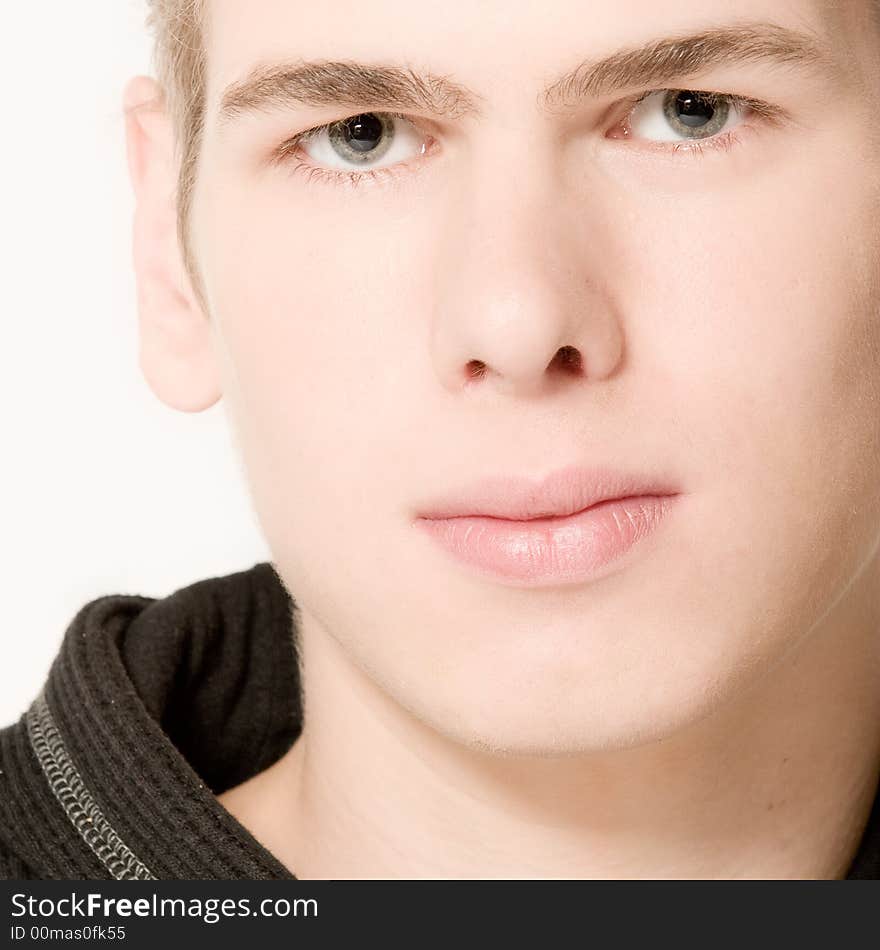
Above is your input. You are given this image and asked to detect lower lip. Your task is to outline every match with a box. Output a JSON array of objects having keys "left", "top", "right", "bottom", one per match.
[{"left": 414, "top": 494, "right": 678, "bottom": 587}]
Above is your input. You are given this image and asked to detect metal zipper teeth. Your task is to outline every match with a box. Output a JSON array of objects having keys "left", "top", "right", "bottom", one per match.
[{"left": 25, "top": 689, "right": 156, "bottom": 881}]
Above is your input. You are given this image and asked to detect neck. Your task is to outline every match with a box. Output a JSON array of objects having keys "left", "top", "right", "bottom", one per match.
[{"left": 224, "top": 566, "right": 880, "bottom": 880}]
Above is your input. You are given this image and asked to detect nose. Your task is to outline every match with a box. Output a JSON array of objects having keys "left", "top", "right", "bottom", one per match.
[{"left": 429, "top": 143, "right": 625, "bottom": 400}]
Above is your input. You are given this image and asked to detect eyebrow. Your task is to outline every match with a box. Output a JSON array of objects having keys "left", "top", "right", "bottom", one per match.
[
  {"left": 216, "top": 21, "right": 836, "bottom": 129},
  {"left": 541, "top": 21, "right": 836, "bottom": 111}
]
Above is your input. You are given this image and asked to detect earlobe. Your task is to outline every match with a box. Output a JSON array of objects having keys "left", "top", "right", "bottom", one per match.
[{"left": 123, "top": 75, "right": 221, "bottom": 414}]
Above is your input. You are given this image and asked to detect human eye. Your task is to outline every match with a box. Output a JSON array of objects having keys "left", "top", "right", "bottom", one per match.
[
  {"left": 608, "top": 88, "right": 788, "bottom": 158},
  {"left": 270, "top": 111, "right": 434, "bottom": 187}
]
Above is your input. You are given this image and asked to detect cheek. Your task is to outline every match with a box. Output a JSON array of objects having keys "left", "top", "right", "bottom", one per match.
[
  {"left": 626, "top": 136, "right": 880, "bottom": 634},
  {"left": 196, "top": 178, "right": 439, "bottom": 577}
]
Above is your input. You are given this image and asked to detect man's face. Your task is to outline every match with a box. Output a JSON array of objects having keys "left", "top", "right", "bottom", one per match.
[{"left": 188, "top": 0, "right": 880, "bottom": 752}]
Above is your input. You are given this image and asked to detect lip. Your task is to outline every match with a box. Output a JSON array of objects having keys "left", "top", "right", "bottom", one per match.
[{"left": 412, "top": 465, "right": 681, "bottom": 587}]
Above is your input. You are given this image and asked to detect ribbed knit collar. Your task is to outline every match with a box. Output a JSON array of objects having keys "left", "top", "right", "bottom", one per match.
[{"left": 2, "top": 561, "right": 879, "bottom": 879}]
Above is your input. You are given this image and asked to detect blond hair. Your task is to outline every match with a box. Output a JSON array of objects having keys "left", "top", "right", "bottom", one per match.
[{"left": 145, "top": 0, "right": 206, "bottom": 295}]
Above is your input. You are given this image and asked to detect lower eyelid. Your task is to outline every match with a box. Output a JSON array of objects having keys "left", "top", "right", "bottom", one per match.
[
  {"left": 289, "top": 162, "right": 388, "bottom": 187},
  {"left": 279, "top": 144, "right": 433, "bottom": 189}
]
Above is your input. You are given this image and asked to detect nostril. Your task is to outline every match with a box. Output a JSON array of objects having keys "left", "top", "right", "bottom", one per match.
[
  {"left": 555, "top": 346, "right": 583, "bottom": 374},
  {"left": 466, "top": 360, "right": 487, "bottom": 381}
]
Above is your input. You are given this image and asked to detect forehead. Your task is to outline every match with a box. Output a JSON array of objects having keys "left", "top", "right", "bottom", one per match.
[{"left": 203, "top": 0, "right": 843, "bottom": 79}]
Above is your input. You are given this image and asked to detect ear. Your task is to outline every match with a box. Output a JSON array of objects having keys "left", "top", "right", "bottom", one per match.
[{"left": 123, "top": 75, "right": 221, "bottom": 413}]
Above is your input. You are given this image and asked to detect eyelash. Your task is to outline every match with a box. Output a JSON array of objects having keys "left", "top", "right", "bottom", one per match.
[{"left": 271, "top": 90, "right": 775, "bottom": 187}]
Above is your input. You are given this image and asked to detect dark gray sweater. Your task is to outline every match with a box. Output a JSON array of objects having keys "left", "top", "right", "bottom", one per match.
[
  {"left": 0, "top": 562, "right": 300, "bottom": 879},
  {"left": 1, "top": 562, "right": 878, "bottom": 879}
]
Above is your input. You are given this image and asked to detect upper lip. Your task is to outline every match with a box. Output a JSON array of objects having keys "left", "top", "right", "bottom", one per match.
[{"left": 415, "top": 464, "right": 680, "bottom": 522}]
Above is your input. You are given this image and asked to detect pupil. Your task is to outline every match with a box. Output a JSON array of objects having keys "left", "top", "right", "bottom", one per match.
[
  {"left": 343, "top": 113, "right": 384, "bottom": 152},
  {"left": 675, "top": 92, "right": 714, "bottom": 128}
]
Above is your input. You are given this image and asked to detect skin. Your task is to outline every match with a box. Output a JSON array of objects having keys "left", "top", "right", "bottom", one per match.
[{"left": 125, "top": 0, "right": 880, "bottom": 878}]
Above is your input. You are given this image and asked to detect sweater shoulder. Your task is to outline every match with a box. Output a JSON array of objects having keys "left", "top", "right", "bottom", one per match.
[
  {"left": 0, "top": 838, "right": 35, "bottom": 880},
  {"left": 0, "top": 716, "right": 38, "bottom": 879}
]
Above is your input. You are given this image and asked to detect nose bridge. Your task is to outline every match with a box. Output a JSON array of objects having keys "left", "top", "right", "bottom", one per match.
[{"left": 454, "top": 136, "right": 564, "bottom": 280}]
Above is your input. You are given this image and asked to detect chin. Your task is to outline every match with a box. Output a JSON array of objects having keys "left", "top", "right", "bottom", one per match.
[{"left": 412, "top": 671, "right": 730, "bottom": 759}]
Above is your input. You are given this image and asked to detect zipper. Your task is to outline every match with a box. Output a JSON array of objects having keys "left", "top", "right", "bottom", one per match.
[{"left": 26, "top": 689, "right": 156, "bottom": 881}]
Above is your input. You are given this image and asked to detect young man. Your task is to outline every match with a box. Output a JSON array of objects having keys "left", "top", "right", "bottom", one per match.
[{"left": 1, "top": 0, "right": 879, "bottom": 879}]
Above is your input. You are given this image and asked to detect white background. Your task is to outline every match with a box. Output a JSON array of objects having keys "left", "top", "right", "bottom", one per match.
[{"left": 0, "top": 2, "right": 271, "bottom": 724}]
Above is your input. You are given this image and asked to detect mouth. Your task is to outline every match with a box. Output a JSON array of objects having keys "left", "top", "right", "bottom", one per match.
[{"left": 412, "top": 464, "right": 681, "bottom": 587}]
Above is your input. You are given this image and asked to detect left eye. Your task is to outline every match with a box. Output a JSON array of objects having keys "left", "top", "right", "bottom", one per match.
[
  {"left": 627, "top": 90, "right": 748, "bottom": 143},
  {"left": 296, "top": 112, "right": 429, "bottom": 171}
]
